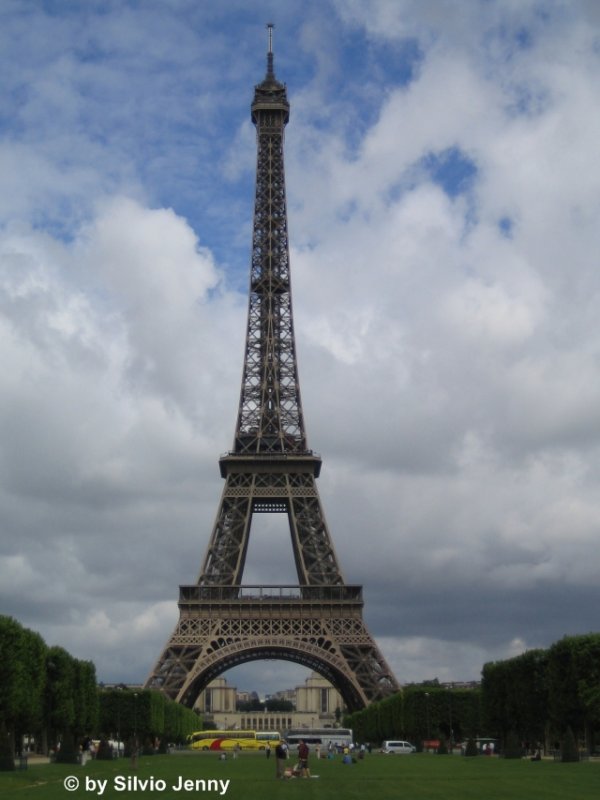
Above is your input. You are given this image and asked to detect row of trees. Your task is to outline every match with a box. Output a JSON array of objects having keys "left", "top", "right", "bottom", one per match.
[
  {"left": 345, "top": 682, "right": 482, "bottom": 746},
  {"left": 345, "top": 633, "right": 600, "bottom": 756},
  {"left": 0, "top": 615, "right": 97, "bottom": 759},
  {"left": 482, "top": 633, "right": 600, "bottom": 753},
  {"left": 0, "top": 616, "right": 200, "bottom": 768},
  {"left": 98, "top": 688, "right": 200, "bottom": 749}
]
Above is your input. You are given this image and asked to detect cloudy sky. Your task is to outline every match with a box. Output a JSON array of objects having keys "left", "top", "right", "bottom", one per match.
[{"left": 1, "top": 0, "right": 600, "bottom": 700}]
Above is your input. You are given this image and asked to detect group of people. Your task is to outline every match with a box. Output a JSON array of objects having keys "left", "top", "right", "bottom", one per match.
[{"left": 275, "top": 739, "right": 311, "bottom": 779}]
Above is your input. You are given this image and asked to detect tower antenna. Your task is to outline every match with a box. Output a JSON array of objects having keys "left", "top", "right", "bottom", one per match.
[{"left": 266, "top": 22, "right": 275, "bottom": 78}]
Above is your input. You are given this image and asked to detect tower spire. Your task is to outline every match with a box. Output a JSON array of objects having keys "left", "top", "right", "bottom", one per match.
[{"left": 266, "top": 22, "right": 274, "bottom": 79}]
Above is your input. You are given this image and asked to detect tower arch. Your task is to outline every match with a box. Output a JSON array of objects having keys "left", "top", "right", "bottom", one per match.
[{"left": 175, "top": 642, "right": 367, "bottom": 713}]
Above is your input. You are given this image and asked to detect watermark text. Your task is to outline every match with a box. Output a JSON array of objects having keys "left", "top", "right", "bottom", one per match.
[{"left": 63, "top": 775, "right": 231, "bottom": 795}]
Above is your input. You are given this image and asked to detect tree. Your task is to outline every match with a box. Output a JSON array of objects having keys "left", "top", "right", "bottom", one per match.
[
  {"left": 0, "top": 617, "right": 48, "bottom": 755},
  {"left": 73, "top": 661, "right": 99, "bottom": 740},
  {"left": 55, "top": 730, "right": 79, "bottom": 764},
  {"left": 98, "top": 688, "right": 201, "bottom": 749},
  {"left": 45, "top": 647, "right": 76, "bottom": 749},
  {"left": 16, "top": 626, "right": 47, "bottom": 750},
  {"left": 548, "top": 634, "right": 600, "bottom": 751},
  {"left": 482, "top": 650, "right": 548, "bottom": 750},
  {"left": 482, "top": 634, "right": 600, "bottom": 755},
  {"left": 0, "top": 617, "right": 28, "bottom": 751},
  {"left": 237, "top": 698, "right": 264, "bottom": 712},
  {"left": 99, "top": 689, "right": 143, "bottom": 741},
  {"left": 504, "top": 731, "right": 523, "bottom": 759},
  {"left": 264, "top": 699, "right": 294, "bottom": 712},
  {"left": 0, "top": 721, "right": 15, "bottom": 771},
  {"left": 560, "top": 726, "right": 579, "bottom": 763},
  {"left": 345, "top": 686, "right": 481, "bottom": 747},
  {"left": 464, "top": 737, "right": 478, "bottom": 757}
]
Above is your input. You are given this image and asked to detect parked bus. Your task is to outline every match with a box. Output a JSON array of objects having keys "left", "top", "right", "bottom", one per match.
[
  {"left": 284, "top": 728, "right": 353, "bottom": 751},
  {"left": 188, "top": 730, "right": 282, "bottom": 751}
]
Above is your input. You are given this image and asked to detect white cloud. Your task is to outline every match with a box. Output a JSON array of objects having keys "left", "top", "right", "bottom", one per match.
[
  {"left": 0, "top": 192, "right": 242, "bottom": 625},
  {"left": 443, "top": 275, "right": 544, "bottom": 345},
  {"left": 1, "top": 1, "right": 600, "bottom": 699}
]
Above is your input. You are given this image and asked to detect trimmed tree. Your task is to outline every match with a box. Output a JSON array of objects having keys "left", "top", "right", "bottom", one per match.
[
  {"left": 504, "top": 731, "right": 523, "bottom": 759},
  {"left": 464, "top": 737, "right": 478, "bottom": 757},
  {"left": 561, "top": 727, "right": 579, "bottom": 763},
  {"left": 55, "top": 730, "right": 79, "bottom": 765},
  {"left": 0, "top": 721, "right": 15, "bottom": 771}
]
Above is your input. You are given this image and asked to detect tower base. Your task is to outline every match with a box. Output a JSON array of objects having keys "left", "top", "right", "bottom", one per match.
[{"left": 145, "top": 585, "right": 398, "bottom": 712}]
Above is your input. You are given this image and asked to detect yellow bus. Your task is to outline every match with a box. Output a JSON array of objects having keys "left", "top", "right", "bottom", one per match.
[{"left": 188, "top": 730, "right": 282, "bottom": 751}]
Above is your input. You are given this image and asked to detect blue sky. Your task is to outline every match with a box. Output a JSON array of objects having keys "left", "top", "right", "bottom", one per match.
[{"left": 1, "top": 0, "right": 600, "bottom": 699}]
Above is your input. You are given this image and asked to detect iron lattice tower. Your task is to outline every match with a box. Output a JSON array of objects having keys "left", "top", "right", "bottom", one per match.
[{"left": 145, "top": 27, "right": 399, "bottom": 712}]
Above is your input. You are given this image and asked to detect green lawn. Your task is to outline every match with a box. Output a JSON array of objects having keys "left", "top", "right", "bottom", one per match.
[{"left": 2, "top": 752, "right": 599, "bottom": 800}]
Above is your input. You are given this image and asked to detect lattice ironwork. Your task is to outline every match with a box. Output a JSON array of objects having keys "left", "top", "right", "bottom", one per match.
[
  {"left": 235, "top": 36, "right": 301, "bottom": 458},
  {"left": 145, "top": 28, "right": 399, "bottom": 712},
  {"left": 148, "top": 586, "right": 396, "bottom": 712}
]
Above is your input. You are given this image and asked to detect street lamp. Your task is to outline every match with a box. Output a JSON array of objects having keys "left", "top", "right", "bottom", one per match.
[
  {"left": 46, "top": 660, "right": 56, "bottom": 756},
  {"left": 116, "top": 693, "right": 121, "bottom": 756},
  {"left": 130, "top": 693, "right": 139, "bottom": 769},
  {"left": 448, "top": 694, "right": 453, "bottom": 753}
]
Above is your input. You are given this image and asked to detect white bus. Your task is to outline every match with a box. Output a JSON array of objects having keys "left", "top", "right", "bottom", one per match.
[{"left": 284, "top": 728, "right": 353, "bottom": 751}]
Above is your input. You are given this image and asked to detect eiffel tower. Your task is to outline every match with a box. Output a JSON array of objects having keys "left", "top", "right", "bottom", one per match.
[{"left": 145, "top": 26, "right": 399, "bottom": 712}]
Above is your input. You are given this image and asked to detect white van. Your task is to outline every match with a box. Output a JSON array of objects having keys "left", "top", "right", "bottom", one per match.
[{"left": 381, "top": 740, "right": 416, "bottom": 754}]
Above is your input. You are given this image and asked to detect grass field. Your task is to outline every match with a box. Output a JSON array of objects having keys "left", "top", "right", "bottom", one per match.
[{"left": 2, "top": 751, "right": 599, "bottom": 800}]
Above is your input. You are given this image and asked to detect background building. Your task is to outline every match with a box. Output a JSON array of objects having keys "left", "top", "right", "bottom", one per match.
[
  {"left": 295, "top": 672, "right": 344, "bottom": 718},
  {"left": 195, "top": 677, "right": 236, "bottom": 716},
  {"left": 197, "top": 672, "right": 344, "bottom": 731}
]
